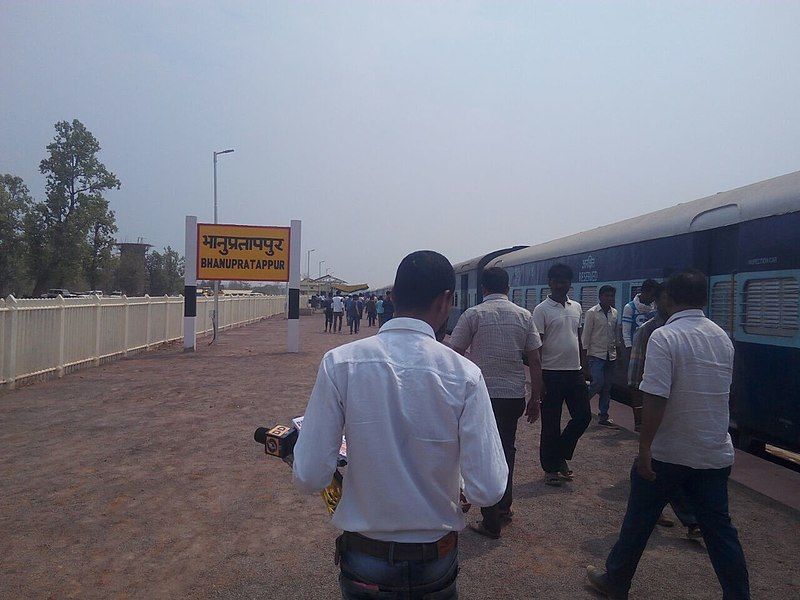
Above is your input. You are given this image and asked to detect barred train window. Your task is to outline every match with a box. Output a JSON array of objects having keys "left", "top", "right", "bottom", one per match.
[
  {"left": 710, "top": 281, "right": 733, "bottom": 335},
  {"left": 525, "top": 288, "right": 538, "bottom": 311},
  {"left": 511, "top": 289, "right": 523, "bottom": 306},
  {"left": 580, "top": 286, "right": 598, "bottom": 316},
  {"left": 540, "top": 287, "right": 551, "bottom": 302},
  {"left": 742, "top": 277, "right": 799, "bottom": 337}
]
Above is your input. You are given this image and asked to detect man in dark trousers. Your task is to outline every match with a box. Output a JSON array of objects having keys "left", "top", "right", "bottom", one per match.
[
  {"left": 451, "top": 266, "right": 543, "bottom": 539},
  {"left": 382, "top": 291, "right": 395, "bottom": 324},
  {"left": 294, "top": 251, "right": 507, "bottom": 599},
  {"left": 588, "top": 270, "right": 750, "bottom": 599},
  {"left": 532, "top": 263, "right": 592, "bottom": 486}
]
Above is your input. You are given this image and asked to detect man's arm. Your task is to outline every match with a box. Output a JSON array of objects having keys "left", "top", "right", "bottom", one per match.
[
  {"left": 449, "top": 311, "right": 474, "bottom": 356},
  {"left": 459, "top": 375, "right": 508, "bottom": 507},
  {"left": 636, "top": 333, "right": 672, "bottom": 481},
  {"left": 621, "top": 302, "right": 634, "bottom": 348},
  {"left": 525, "top": 349, "right": 543, "bottom": 423},
  {"left": 292, "top": 356, "right": 345, "bottom": 493},
  {"left": 577, "top": 326, "right": 591, "bottom": 382}
]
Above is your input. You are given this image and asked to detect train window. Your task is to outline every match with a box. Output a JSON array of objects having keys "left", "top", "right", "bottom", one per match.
[
  {"left": 630, "top": 285, "right": 641, "bottom": 300},
  {"left": 580, "top": 286, "right": 598, "bottom": 316},
  {"left": 525, "top": 288, "right": 538, "bottom": 311},
  {"left": 511, "top": 289, "right": 523, "bottom": 306},
  {"left": 742, "top": 277, "right": 799, "bottom": 337},
  {"left": 710, "top": 281, "right": 734, "bottom": 335},
  {"left": 540, "top": 287, "right": 551, "bottom": 302}
]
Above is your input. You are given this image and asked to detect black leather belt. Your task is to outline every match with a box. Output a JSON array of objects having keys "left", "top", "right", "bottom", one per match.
[{"left": 337, "top": 531, "right": 458, "bottom": 563}]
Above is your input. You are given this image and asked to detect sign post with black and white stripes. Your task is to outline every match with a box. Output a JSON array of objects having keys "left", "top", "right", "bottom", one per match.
[
  {"left": 183, "top": 216, "right": 301, "bottom": 352},
  {"left": 184, "top": 215, "right": 198, "bottom": 352},
  {"left": 287, "top": 219, "right": 301, "bottom": 353}
]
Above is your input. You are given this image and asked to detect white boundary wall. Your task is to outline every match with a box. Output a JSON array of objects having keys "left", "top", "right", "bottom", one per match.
[{"left": 0, "top": 294, "right": 307, "bottom": 389}]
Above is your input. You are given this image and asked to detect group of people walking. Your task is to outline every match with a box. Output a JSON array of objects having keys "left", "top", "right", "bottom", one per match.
[
  {"left": 294, "top": 251, "right": 750, "bottom": 599},
  {"left": 317, "top": 291, "right": 395, "bottom": 334}
]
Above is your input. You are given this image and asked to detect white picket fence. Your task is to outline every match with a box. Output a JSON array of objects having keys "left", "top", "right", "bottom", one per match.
[{"left": 0, "top": 294, "right": 304, "bottom": 389}]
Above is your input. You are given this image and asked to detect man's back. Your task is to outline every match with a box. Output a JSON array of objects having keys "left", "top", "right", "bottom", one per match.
[
  {"left": 450, "top": 294, "right": 541, "bottom": 398},
  {"left": 332, "top": 295, "right": 344, "bottom": 312},
  {"left": 293, "top": 318, "right": 507, "bottom": 542},
  {"left": 640, "top": 310, "right": 735, "bottom": 469}
]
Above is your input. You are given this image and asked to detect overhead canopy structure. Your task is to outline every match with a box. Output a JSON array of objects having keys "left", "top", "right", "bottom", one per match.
[{"left": 331, "top": 283, "right": 370, "bottom": 294}]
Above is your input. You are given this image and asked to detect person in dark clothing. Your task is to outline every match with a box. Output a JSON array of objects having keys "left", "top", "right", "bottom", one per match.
[
  {"left": 382, "top": 291, "right": 395, "bottom": 324},
  {"left": 366, "top": 295, "right": 377, "bottom": 327},
  {"left": 322, "top": 293, "right": 334, "bottom": 333}
]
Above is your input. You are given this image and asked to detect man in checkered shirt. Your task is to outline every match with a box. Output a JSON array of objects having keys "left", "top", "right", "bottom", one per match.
[{"left": 450, "top": 267, "right": 543, "bottom": 539}]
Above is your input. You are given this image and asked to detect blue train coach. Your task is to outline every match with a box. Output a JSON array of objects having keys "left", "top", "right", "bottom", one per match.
[{"left": 486, "top": 171, "right": 800, "bottom": 453}]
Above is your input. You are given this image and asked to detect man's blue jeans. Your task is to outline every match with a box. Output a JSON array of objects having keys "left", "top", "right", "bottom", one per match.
[
  {"left": 605, "top": 459, "right": 750, "bottom": 599},
  {"left": 587, "top": 356, "right": 615, "bottom": 420},
  {"left": 339, "top": 546, "right": 458, "bottom": 599}
]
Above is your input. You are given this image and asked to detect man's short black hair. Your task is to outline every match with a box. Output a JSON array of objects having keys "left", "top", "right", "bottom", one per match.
[
  {"left": 641, "top": 278, "right": 659, "bottom": 293},
  {"left": 665, "top": 269, "right": 708, "bottom": 307},
  {"left": 599, "top": 285, "right": 616, "bottom": 296},
  {"left": 392, "top": 251, "right": 455, "bottom": 312},
  {"left": 548, "top": 263, "right": 573, "bottom": 282},
  {"left": 482, "top": 267, "right": 509, "bottom": 294}
]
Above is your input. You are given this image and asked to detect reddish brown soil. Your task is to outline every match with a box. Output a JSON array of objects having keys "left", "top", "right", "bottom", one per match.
[{"left": 0, "top": 315, "right": 798, "bottom": 599}]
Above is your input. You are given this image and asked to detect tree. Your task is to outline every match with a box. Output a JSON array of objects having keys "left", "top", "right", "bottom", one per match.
[
  {"left": 28, "top": 119, "right": 120, "bottom": 295},
  {"left": 0, "top": 174, "right": 32, "bottom": 296},
  {"left": 146, "top": 246, "right": 184, "bottom": 296}
]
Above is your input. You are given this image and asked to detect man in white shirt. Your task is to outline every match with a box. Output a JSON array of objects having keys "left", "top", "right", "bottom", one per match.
[
  {"left": 588, "top": 269, "right": 750, "bottom": 600},
  {"left": 331, "top": 292, "right": 344, "bottom": 333},
  {"left": 621, "top": 279, "right": 658, "bottom": 350},
  {"left": 451, "top": 266, "right": 543, "bottom": 538},
  {"left": 582, "top": 285, "right": 619, "bottom": 427},
  {"left": 532, "top": 263, "right": 592, "bottom": 486},
  {"left": 294, "top": 251, "right": 507, "bottom": 599}
]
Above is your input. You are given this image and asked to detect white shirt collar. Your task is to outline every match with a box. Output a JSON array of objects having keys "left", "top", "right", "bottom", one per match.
[
  {"left": 378, "top": 317, "right": 435, "bottom": 339},
  {"left": 483, "top": 293, "right": 508, "bottom": 301},
  {"left": 666, "top": 308, "right": 705, "bottom": 324}
]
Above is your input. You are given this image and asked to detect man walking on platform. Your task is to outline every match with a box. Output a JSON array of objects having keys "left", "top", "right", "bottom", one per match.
[
  {"left": 582, "top": 285, "right": 619, "bottom": 428},
  {"left": 382, "top": 291, "right": 395, "bottom": 324},
  {"left": 348, "top": 295, "right": 363, "bottom": 334},
  {"left": 376, "top": 295, "right": 385, "bottom": 325},
  {"left": 322, "top": 292, "right": 334, "bottom": 333},
  {"left": 621, "top": 279, "right": 658, "bottom": 353},
  {"left": 451, "top": 266, "right": 543, "bottom": 539},
  {"left": 588, "top": 269, "right": 750, "bottom": 600},
  {"left": 294, "top": 250, "right": 507, "bottom": 599},
  {"left": 532, "top": 263, "right": 592, "bottom": 486},
  {"left": 365, "top": 295, "right": 377, "bottom": 327},
  {"left": 332, "top": 291, "right": 344, "bottom": 333}
]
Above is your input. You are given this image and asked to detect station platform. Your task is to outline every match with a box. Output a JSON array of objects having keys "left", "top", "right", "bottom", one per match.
[{"left": 0, "top": 315, "right": 797, "bottom": 599}]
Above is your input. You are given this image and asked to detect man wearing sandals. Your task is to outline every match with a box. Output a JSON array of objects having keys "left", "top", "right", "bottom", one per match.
[
  {"left": 532, "top": 263, "right": 592, "bottom": 486},
  {"left": 451, "top": 266, "right": 544, "bottom": 539}
]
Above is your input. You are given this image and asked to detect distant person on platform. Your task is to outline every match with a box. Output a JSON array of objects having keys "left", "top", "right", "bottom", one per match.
[
  {"left": 621, "top": 279, "right": 659, "bottom": 353},
  {"left": 376, "top": 296, "right": 385, "bottom": 325},
  {"left": 588, "top": 269, "right": 750, "bottom": 600},
  {"left": 366, "top": 295, "right": 377, "bottom": 327},
  {"left": 582, "top": 285, "right": 619, "bottom": 428},
  {"left": 294, "top": 250, "right": 507, "bottom": 599},
  {"left": 345, "top": 295, "right": 354, "bottom": 332},
  {"left": 332, "top": 292, "right": 345, "bottom": 333},
  {"left": 323, "top": 293, "right": 334, "bottom": 333},
  {"left": 451, "top": 266, "right": 543, "bottom": 539},
  {"left": 532, "top": 263, "right": 592, "bottom": 486},
  {"left": 382, "top": 291, "right": 395, "bottom": 324},
  {"left": 348, "top": 295, "right": 363, "bottom": 334}
]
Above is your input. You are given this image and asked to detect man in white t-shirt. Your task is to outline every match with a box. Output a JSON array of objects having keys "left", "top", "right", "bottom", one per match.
[
  {"left": 531, "top": 263, "right": 591, "bottom": 486},
  {"left": 588, "top": 269, "right": 750, "bottom": 600},
  {"left": 331, "top": 293, "right": 344, "bottom": 333}
]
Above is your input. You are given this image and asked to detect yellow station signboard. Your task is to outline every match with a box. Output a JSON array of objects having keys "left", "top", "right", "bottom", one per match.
[{"left": 197, "top": 223, "right": 290, "bottom": 282}]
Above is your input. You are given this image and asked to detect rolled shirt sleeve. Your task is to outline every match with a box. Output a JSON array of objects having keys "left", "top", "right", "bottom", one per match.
[
  {"left": 638, "top": 330, "right": 672, "bottom": 400},
  {"left": 524, "top": 315, "right": 543, "bottom": 352},
  {"left": 532, "top": 305, "right": 546, "bottom": 340},
  {"left": 621, "top": 302, "right": 634, "bottom": 348},
  {"left": 458, "top": 374, "right": 508, "bottom": 507},
  {"left": 293, "top": 355, "right": 345, "bottom": 494},
  {"left": 449, "top": 310, "right": 475, "bottom": 352}
]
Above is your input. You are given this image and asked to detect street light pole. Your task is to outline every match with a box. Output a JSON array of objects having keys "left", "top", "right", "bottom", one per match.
[
  {"left": 319, "top": 260, "right": 325, "bottom": 278},
  {"left": 306, "top": 248, "right": 315, "bottom": 280},
  {"left": 212, "top": 148, "right": 234, "bottom": 344}
]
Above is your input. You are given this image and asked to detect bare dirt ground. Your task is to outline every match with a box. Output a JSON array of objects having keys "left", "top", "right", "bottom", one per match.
[{"left": 1, "top": 315, "right": 798, "bottom": 599}]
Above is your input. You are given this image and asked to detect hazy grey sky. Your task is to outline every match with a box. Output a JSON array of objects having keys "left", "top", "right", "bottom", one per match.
[{"left": 2, "top": 1, "right": 799, "bottom": 287}]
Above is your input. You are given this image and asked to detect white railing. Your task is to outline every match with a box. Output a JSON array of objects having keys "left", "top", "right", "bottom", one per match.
[{"left": 0, "top": 294, "right": 304, "bottom": 389}]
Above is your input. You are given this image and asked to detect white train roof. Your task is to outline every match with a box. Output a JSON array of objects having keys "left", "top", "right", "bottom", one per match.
[{"left": 491, "top": 170, "right": 800, "bottom": 269}]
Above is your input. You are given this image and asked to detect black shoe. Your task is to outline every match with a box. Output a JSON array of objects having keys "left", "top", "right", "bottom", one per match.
[
  {"left": 469, "top": 521, "right": 501, "bottom": 539},
  {"left": 586, "top": 566, "right": 628, "bottom": 599},
  {"left": 598, "top": 418, "right": 618, "bottom": 428}
]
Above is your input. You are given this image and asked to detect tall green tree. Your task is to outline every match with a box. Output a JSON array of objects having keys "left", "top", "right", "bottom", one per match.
[
  {"left": 0, "top": 174, "right": 33, "bottom": 296},
  {"left": 27, "top": 119, "right": 120, "bottom": 295},
  {"left": 147, "top": 246, "right": 185, "bottom": 296}
]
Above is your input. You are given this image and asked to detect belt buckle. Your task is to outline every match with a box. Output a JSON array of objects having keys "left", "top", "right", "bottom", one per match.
[{"left": 436, "top": 533, "right": 456, "bottom": 557}]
